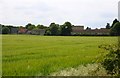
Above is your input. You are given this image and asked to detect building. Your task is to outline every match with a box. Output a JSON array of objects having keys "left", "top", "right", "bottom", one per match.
[
  {"left": 72, "top": 26, "right": 110, "bottom": 36},
  {"left": 118, "top": 1, "right": 120, "bottom": 21},
  {"left": 71, "top": 26, "right": 84, "bottom": 35},
  {"left": 31, "top": 29, "right": 45, "bottom": 35},
  {"left": 91, "top": 28, "right": 110, "bottom": 35},
  {"left": 18, "top": 26, "right": 45, "bottom": 35},
  {"left": 39, "top": 29, "right": 45, "bottom": 35},
  {"left": 18, "top": 28, "right": 27, "bottom": 34},
  {"left": 10, "top": 27, "right": 19, "bottom": 34}
]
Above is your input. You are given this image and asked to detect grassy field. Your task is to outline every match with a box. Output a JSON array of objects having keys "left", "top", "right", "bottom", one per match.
[{"left": 2, "top": 35, "right": 117, "bottom": 76}]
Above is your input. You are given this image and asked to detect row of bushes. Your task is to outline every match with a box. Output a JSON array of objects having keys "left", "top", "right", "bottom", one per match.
[{"left": 97, "top": 37, "right": 120, "bottom": 76}]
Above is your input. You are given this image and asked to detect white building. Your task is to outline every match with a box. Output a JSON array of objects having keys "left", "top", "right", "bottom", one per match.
[{"left": 118, "top": 1, "right": 120, "bottom": 21}]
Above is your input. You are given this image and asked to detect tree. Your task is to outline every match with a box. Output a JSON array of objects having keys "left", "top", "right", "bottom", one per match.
[
  {"left": 25, "top": 23, "right": 32, "bottom": 29},
  {"left": 61, "top": 22, "right": 72, "bottom": 36},
  {"left": 45, "top": 30, "right": 51, "bottom": 35},
  {"left": 49, "top": 23, "right": 60, "bottom": 35},
  {"left": 27, "top": 25, "right": 35, "bottom": 30},
  {"left": 37, "top": 24, "right": 44, "bottom": 29},
  {"left": 37, "top": 24, "right": 47, "bottom": 29},
  {"left": 0, "top": 24, "right": 3, "bottom": 34},
  {"left": 106, "top": 23, "right": 111, "bottom": 29},
  {"left": 2, "top": 27, "right": 10, "bottom": 34},
  {"left": 86, "top": 27, "right": 91, "bottom": 30},
  {"left": 111, "top": 19, "right": 119, "bottom": 28},
  {"left": 110, "top": 22, "right": 120, "bottom": 36},
  {"left": 25, "top": 23, "right": 35, "bottom": 30}
]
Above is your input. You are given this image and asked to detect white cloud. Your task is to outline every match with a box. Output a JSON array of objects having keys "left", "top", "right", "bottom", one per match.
[{"left": 0, "top": 0, "right": 119, "bottom": 28}]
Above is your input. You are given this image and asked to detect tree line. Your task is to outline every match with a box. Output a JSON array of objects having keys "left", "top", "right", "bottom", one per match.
[
  {"left": 0, "top": 21, "right": 73, "bottom": 36},
  {"left": 0, "top": 19, "right": 120, "bottom": 36},
  {"left": 23, "top": 21, "right": 72, "bottom": 36}
]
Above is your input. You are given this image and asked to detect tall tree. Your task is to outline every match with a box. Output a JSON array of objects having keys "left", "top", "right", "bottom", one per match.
[
  {"left": 61, "top": 22, "right": 72, "bottom": 36},
  {"left": 25, "top": 23, "right": 35, "bottom": 30},
  {"left": 25, "top": 23, "right": 32, "bottom": 29},
  {"left": 111, "top": 19, "right": 119, "bottom": 28},
  {"left": 110, "top": 22, "right": 120, "bottom": 36},
  {"left": 2, "top": 27, "right": 10, "bottom": 34},
  {"left": 37, "top": 24, "right": 47, "bottom": 29},
  {"left": 28, "top": 25, "right": 35, "bottom": 30},
  {"left": 106, "top": 23, "right": 111, "bottom": 29},
  {"left": 49, "top": 23, "right": 60, "bottom": 35}
]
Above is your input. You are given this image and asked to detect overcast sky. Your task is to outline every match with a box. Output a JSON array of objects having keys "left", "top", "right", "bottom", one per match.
[{"left": 0, "top": 0, "right": 119, "bottom": 28}]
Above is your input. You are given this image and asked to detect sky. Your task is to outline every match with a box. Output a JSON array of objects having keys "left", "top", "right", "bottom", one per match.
[{"left": 0, "top": 0, "right": 119, "bottom": 29}]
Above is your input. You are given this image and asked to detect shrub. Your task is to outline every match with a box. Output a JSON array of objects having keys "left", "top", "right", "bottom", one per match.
[{"left": 98, "top": 38, "right": 120, "bottom": 76}]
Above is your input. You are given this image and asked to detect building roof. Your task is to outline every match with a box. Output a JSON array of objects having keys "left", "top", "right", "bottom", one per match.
[{"left": 72, "top": 26, "right": 110, "bottom": 34}]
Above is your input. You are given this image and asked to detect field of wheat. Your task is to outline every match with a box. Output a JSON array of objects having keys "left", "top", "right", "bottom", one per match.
[{"left": 2, "top": 35, "right": 117, "bottom": 76}]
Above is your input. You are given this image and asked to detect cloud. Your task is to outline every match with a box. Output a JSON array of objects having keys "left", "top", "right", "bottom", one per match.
[{"left": 0, "top": 0, "right": 119, "bottom": 28}]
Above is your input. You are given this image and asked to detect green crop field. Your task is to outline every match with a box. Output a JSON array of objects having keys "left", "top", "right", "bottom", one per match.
[{"left": 2, "top": 35, "right": 118, "bottom": 76}]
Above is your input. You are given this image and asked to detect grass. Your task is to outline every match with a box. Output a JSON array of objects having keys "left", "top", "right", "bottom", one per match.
[
  {"left": 2, "top": 35, "right": 117, "bottom": 76},
  {"left": 0, "top": 35, "right": 2, "bottom": 77},
  {"left": 51, "top": 63, "right": 108, "bottom": 76}
]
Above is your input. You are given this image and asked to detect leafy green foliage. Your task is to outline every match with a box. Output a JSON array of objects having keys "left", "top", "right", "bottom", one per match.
[
  {"left": 98, "top": 39, "right": 120, "bottom": 76},
  {"left": 111, "top": 19, "right": 119, "bottom": 28},
  {"left": 37, "top": 25, "right": 47, "bottom": 29},
  {"left": 2, "top": 27, "right": 10, "bottom": 34},
  {"left": 110, "top": 22, "right": 120, "bottom": 36},
  {"left": 45, "top": 30, "right": 51, "bottom": 35},
  {"left": 25, "top": 23, "right": 35, "bottom": 30},
  {"left": 27, "top": 25, "right": 35, "bottom": 30},
  {"left": 60, "top": 22, "right": 72, "bottom": 36},
  {"left": 49, "top": 23, "right": 60, "bottom": 35}
]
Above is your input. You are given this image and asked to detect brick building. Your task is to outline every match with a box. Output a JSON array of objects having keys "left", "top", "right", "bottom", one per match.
[{"left": 72, "top": 26, "right": 110, "bottom": 35}]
